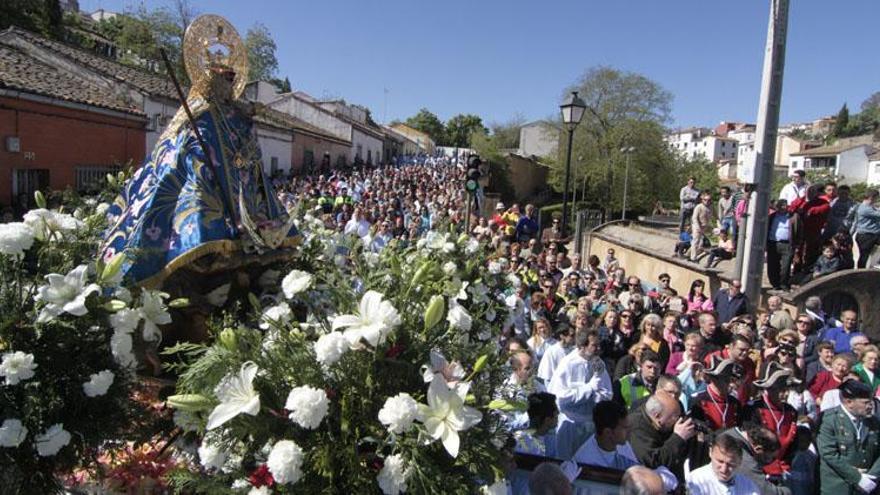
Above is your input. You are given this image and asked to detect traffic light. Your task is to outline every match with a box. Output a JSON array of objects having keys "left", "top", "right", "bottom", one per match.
[{"left": 465, "top": 154, "right": 481, "bottom": 192}]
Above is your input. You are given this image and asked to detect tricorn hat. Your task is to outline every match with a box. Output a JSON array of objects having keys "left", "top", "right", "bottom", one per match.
[
  {"left": 704, "top": 355, "right": 744, "bottom": 380},
  {"left": 754, "top": 361, "right": 802, "bottom": 389}
]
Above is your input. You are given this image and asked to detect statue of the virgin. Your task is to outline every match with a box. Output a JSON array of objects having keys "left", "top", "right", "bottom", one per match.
[{"left": 101, "top": 15, "right": 298, "bottom": 289}]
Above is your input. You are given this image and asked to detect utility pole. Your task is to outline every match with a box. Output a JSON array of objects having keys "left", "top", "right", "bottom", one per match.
[
  {"left": 739, "top": 0, "right": 790, "bottom": 303},
  {"left": 620, "top": 146, "right": 635, "bottom": 220}
]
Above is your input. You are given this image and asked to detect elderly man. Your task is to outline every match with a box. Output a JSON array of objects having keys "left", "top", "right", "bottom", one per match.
[
  {"left": 515, "top": 204, "right": 540, "bottom": 243},
  {"left": 621, "top": 466, "right": 665, "bottom": 495},
  {"left": 823, "top": 310, "right": 865, "bottom": 353},
  {"left": 817, "top": 380, "right": 880, "bottom": 495},
  {"left": 548, "top": 329, "right": 612, "bottom": 459},
  {"left": 713, "top": 279, "right": 749, "bottom": 325},
  {"left": 629, "top": 391, "right": 696, "bottom": 480}
]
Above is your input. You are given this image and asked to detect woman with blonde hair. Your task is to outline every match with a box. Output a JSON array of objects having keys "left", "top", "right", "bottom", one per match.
[
  {"left": 638, "top": 313, "right": 670, "bottom": 372},
  {"left": 527, "top": 318, "right": 556, "bottom": 363},
  {"left": 613, "top": 342, "right": 649, "bottom": 381}
]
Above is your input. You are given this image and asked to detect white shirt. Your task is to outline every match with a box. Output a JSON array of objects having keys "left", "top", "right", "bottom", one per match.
[
  {"left": 779, "top": 181, "right": 807, "bottom": 204},
  {"left": 686, "top": 463, "right": 760, "bottom": 495},
  {"left": 344, "top": 218, "right": 371, "bottom": 239},
  {"left": 547, "top": 351, "right": 612, "bottom": 424},
  {"left": 572, "top": 435, "right": 639, "bottom": 469},
  {"left": 537, "top": 341, "right": 573, "bottom": 383}
]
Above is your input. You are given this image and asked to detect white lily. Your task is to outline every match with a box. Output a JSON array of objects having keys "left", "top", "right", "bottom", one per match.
[
  {"left": 139, "top": 290, "right": 171, "bottom": 342},
  {"left": 34, "top": 264, "right": 100, "bottom": 323},
  {"left": 421, "top": 349, "right": 465, "bottom": 386},
  {"left": 331, "top": 290, "right": 401, "bottom": 348},
  {"left": 418, "top": 375, "right": 482, "bottom": 458},
  {"left": 206, "top": 361, "right": 261, "bottom": 430}
]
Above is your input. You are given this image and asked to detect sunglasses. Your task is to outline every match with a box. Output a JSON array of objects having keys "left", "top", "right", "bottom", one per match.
[
  {"left": 796, "top": 320, "right": 810, "bottom": 325},
  {"left": 621, "top": 314, "right": 632, "bottom": 319}
]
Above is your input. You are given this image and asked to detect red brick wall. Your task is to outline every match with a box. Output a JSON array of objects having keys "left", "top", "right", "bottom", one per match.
[{"left": 0, "top": 96, "right": 145, "bottom": 207}]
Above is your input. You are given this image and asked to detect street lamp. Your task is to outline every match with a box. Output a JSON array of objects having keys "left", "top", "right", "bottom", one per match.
[
  {"left": 620, "top": 146, "right": 635, "bottom": 220},
  {"left": 559, "top": 90, "right": 586, "bottom": 236}
]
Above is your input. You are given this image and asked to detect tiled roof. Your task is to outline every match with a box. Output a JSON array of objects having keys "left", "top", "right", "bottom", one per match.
[
  {"left": 0, "top": 43, "right": 143, "bottom": 115},
  {"left": 790, "top": 143, "right": 869, "bottom": 157},
  {"left": 3, "top": 26, "right": 178, "bottom": 100}
]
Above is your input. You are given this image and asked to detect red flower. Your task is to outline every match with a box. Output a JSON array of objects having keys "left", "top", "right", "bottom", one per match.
[
  {"left": 249, "top": 464, "right": 275, "bottom": 488},
  {"left": 368, "top": 455, "right": 384, "bottom": 472},
  {"left": 385, "top": 343, "right": 405, "bottom": 359},
  {"left": 324, "top": 387, "right": 337, "bottom": 400}
]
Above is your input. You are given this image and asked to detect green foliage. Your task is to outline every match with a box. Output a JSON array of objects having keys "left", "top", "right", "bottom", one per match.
[
  {"left": 404, "top": 108, "right": 446, "bottom": 145},
  {"left": 445, "top": 114, "right": 487, "bottom": 148},
  {"left": 862, "top": 91, "right": 880, "bottom": 112},
  {"left": 488, "top": 114, "right": 526, "bottom": 150},
  {"left": 0, "top": 187, "right": 148, "bottom": 494},
  {"left": 832, "top": 103, "right": 850, "bottom": 137},
  {"left": 470, "top": 130, "right": 515, "bottom": 203},
  {"left": 244, "top": 22, "right": 279, "bottom": 82},
  {"left": 0, "top": 0, "right": 63, "bottom": 37},
  {"left": 548, "top": 66, "right": 679, "bottom": 216},
  {"left": 165, "top": 231, "right": 514, "bottom": 493}
]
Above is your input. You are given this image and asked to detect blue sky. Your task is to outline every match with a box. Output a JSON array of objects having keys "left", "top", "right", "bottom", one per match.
[{"left": 81, "top": 0, "right": 880, "bottom": 129}]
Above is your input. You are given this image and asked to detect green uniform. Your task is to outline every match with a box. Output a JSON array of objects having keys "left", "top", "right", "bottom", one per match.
[{"left": 817, "top": 405, "right": 880, "bottom": 495}]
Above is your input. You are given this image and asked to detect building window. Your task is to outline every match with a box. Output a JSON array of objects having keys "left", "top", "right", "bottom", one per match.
[
  {"left": 367, "top": 149, "right": 372, "bottom": 165},
  {"left": 13, "top": 169, "right": 50, "bottom": 207},
  {"left": 75, "top": 165, "right": 120, "bottom": 193},
  {"left": 303, "top": 150, "right": 314, "bottom": 170},
  {"left": 270, "top": 157, "right": 279, "bottom": 175}
]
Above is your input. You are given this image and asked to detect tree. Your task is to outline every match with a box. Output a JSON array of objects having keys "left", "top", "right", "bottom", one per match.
[
  {"left": 244, "top": 22, "right": 278, "bottom": 82},
  {"left": 550, "top": 66, "right": 676, "bottom": 216},
  {"left": 861, "top": 91, "right": 880, "bottom": 111},
  {"left": 0, "top": 0, "right": 63, "bottom": 37},
  {"left": 445, "top": 114, "right": 487, "bottom": 148},
  {"left": 832, "top": 103, "right": 850, "bottom": 137},
  {"left": 404, "top": 108, "right": 446, "bottom": 145},
  {"left": 471, "top": 130, "right": 516, "bottom": 203},
  {"left": 269, "top": 76, "right": 292, "bottom": 93},
  {"left": 488, "top": 114, "right": 526, "bottom": 150}
]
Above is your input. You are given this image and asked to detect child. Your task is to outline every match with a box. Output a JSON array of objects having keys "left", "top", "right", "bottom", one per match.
[
  {"left": 674, "top": 227, "right": 693, "bottom": 258},
  {"left": 705, "top": 230, "right": 735, "bottom": 268},
  {"left": 812, "top": 242, "right": 840, "bottom": 278}
]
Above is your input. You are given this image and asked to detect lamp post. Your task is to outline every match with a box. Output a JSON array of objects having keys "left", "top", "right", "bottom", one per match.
[
  {"left": 559, "top": 91, "right": 586, "bottom": 236},
  {"left": 620, "top": 146, "right": 635, "bottom": 220}
]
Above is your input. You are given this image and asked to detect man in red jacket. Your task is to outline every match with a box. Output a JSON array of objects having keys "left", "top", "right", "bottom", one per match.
[
  {"left": 689, "top": 356, "right": 744, "bottom": 430},
  {"left": 704, "top": 334, "right": 756, "bottom": 406},
  {"left": 744, "top": 361, "right": 800, "bottom": 477},
  {"left": 788, "top": 184, "right": 830, "bottom": 275}
]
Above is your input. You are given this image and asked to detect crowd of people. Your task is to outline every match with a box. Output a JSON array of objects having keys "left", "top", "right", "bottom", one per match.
[
  {"left": 677, "top": 170, "right": 880, "bottom": 289},
  {"left": 260, "top": 158, "right": 880, "bottom": 494}
]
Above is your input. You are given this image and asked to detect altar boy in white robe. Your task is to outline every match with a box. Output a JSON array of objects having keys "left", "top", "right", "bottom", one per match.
[{"left": 548, "top": 329, "right": 612, "bottom": 459}]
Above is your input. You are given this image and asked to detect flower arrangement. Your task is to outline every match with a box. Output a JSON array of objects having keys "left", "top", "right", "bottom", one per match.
[
  {"left": 164, "top": 228, "right": 516, "bottom": 493},
  {"left": 0, "top": 186, "right": 175, "bottom": 493}
]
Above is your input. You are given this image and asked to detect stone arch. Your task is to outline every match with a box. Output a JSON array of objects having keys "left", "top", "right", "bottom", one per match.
[{"left": 789, "top": 269, "right": 880, "bottom": 340}]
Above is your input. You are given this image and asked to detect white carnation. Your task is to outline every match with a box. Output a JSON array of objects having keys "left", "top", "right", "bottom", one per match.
[
  {"left": 110, "top": 330, "right": 136, "bottom": 368},
  {"left": 109, "top": 308, "right": 140, "bottom": 334},
  {"left": 0, "top": 419, "right": 27, "bottom": 447},
  {"left": 442, "top": 261, "right": 457, "bottom": 276},
  {"left": 282, "top": 270, "right": 313, "bottom": 298},
  {"left": 285, "top": 385, "right": 329, "bottom": 430},
  {"left": 248, "top": 486, "right": 270, "bottom": 495},
  {"left": 0, "top": 351, "right": 37, "bottom": 385},
  {"left": 34, "top": 423, "right": 71, "bottom": 456},
  {"left": 259, "top": 302, "right": 292, "bottom": 330},
  {"left": 266, "top": 439, "right": 304, "bottom": 485},
  {"left": 82, "top": 369, "right": 114, "bottom": 397},
  {"left": 446, "top": 301, "right": 473, "bottom": 331},
  {"left": 377, "top": 453, "right": 410, "bottom": 495},
  {"left": 0, "top": 222, "right": 34, "bottom": 257},
  {"left": 198, "top": 440, "right": 227, "bottom": 471},
  {"left": 465, "top": 238, "right": 480, "bottom": 255},
  {"left": 378, "top": 393, "right": 421, "bottom": 434},
  {"left": 314, "top": 332, "right": 349, "bottom": 366}
]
